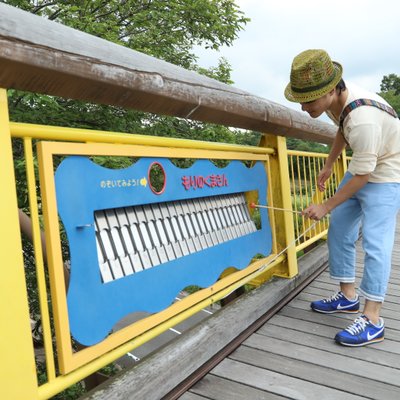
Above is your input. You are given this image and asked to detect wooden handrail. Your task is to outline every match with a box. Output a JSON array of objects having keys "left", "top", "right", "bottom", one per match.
[{"left": 0, "top": 3, "right": 336, "bottom": 144}]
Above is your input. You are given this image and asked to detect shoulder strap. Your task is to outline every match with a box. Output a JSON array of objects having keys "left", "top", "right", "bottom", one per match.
[{"left": 339, "top": 98, "right": 398, "bottom": 130}]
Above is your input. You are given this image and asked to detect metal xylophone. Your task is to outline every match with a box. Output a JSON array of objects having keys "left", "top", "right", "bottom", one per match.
[
  {"left": 55, "top": 156, "right": 272, "bottom": 345},
  {"left": 95, "top": 193, "right": 257, "bottom": 283}
]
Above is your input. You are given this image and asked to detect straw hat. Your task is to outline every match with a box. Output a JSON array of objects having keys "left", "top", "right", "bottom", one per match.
[{"left": 284, "top": 49, "right": 343, "bottom": 103}]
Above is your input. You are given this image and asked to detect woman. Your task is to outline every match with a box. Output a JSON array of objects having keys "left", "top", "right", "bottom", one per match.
[{"left": 285, "top": 49, "right": 400, "bottom": 346}]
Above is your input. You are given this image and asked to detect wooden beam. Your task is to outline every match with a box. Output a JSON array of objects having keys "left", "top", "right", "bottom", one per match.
[{"left": 0, "top": 4, "right": 336, "bottom": 144}]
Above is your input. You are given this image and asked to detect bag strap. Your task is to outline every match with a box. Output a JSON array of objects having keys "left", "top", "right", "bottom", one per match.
[{"left": 339, "top": 98, "right": 398, "bottom": 131}]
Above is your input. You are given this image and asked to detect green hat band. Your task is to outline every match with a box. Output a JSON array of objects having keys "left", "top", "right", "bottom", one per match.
[{"left": 290, "top": 70, "right": 337, "bottom": 94}]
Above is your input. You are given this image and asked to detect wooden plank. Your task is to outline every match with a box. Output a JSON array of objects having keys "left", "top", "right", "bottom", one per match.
[
  {"left": 179, "top": 392, "right": 209, "bottom": 400},
  {"left": 287, "top": 299, "right": 400, "bottom": 333},
  {"left": 268, "top": 314, "right": 400, "bottom": 354},
  {"left": 243, "top": 333, "right": 400, "bottom": 386},
  {"left": 301, "top": 286, "right": 400, "bottom": 308},
  {"left": 294, "top": 292, "right": 400, "bottom": 320},
  {"left": 277, "top": 307, "right": 400, "bottom": 341},
  {"left": 257, "top": 323, "right": 400, "bottom": 367},
  {"left": 229, "top": 346, "right": 400, "bottom": 400},
  {"left": 211, "top": 358, "right": 365, "bottom": 400},
  {"left": 306, "top": 284, "right": 400, "bottom": 305},
  {"left": 313, "top": 275, "right": 400, "bottom": 296},
  {"left": 189, "top": 374, "right": 287, "bottom": 400},
  {"left": 315, "top": 272, "right": 400, "bottom": 288},
  {"left": 0, "top": 4, "right": 337, "bottom": 144},
  {"left": 308, "top": 280, "right": 400, "bottom": 298}
]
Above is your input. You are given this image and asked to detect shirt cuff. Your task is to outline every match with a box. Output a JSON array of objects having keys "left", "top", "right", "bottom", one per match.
[{"left": 348, "top": 153, "right": 377, "bottom": 175}]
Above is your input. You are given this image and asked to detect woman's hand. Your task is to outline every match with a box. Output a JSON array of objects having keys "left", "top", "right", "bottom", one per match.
[
  {"left": 317, "top": 166, "right": 332, "bottom": 192},
  {"left": 302, "top": 203, "right": 330, "bottom": 221}
]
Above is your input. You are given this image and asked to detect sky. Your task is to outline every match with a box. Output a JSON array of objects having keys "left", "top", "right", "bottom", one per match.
[{"left": 195, "top": 0, "right": 400, "bottom": 117}]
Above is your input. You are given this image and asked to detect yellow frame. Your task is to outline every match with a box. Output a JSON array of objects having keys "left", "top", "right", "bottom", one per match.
[{"left": 37, "top": 140, "right": 279, "bottom": 374}]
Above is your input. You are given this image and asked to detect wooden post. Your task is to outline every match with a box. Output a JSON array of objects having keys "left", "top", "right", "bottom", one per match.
[
  {"left": 0, "top": 89, "right": 38, "bottom": 399},
  {"left": 259, "top": 133, "right": 297, "bottom": 278}
]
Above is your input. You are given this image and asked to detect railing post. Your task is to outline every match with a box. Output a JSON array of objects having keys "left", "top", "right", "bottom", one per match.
[
  {"left": 260, "top": 134, "right": 297, "bottom": 278},
  {"left": 338, "top": 148, "right": 348, "bottom": 180},
  {"left": 0, "top": 89, "right": 38, "bottom": 399}
]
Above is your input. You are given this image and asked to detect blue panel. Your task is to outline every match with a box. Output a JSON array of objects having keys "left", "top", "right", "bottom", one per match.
[{"left": 55, "top": 157, "right": 272, "bottom": 345}]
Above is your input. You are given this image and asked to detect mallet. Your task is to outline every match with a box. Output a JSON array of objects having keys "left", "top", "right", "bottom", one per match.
[{"left": 250, "top": 202, "right": 302, "bottom": 215}]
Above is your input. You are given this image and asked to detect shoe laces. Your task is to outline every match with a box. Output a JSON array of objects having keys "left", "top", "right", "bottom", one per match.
[
  {"left": 323, "top": 291, "right": 343, "bottom": 303},
  {"left": 345, "top": 316, "right": 369, "bottom": 335}
]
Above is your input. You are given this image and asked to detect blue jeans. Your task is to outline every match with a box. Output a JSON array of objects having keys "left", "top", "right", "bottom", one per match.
[{"left": 328, "top": 172, "right": 400, "bottom": 302}]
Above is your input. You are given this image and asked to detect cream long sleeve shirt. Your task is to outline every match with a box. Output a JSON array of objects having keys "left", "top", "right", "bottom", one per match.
[{"left": 328, "top": 83, "right": 400, "bottom": 183}]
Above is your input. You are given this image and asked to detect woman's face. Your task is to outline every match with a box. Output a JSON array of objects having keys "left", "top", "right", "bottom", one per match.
[{"left": 300, "top": 90, "right": 334, "bottom": 118}]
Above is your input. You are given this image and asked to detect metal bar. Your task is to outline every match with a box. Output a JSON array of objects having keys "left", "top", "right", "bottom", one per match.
[
  {"left": 94, "top": 220, "right": 114, "bottom": 283},
  {"left": 188, "top": 200, "right": 207, "bottom": 249},
  {"left": 231, "top": 196, "right": 246, "bottom": 237},
  {"left": 115, "top": 208, "right": 143, "bottom": 273},
  {"left": 221, "top": 195, "right": 240, "bottom": 239},
  {"left": 24, "top": 137, "right": 57, "bottom": 381},
  {"left": 193, "top": 198, "right": 214, "bottom": 247},
  {"left": 171, "top": 201, "right": 191, "bottom": 256},
  {"left": 10, "top": 123, "right": 274, "bottom": 155},
  {"left": 160, "top": 202, "right": 183, "bottom": 258},
  {"left": 202, "top": 197, "right": 223, "bottom": 244},
  {"left": 198, "top": 198, "right": 218, "bottom": 245},
  {"left": 180, "top": 200, "right": 202, "bottom": 252},
  {"left": 209, "top": 197, "right": 228, "bottom": 242},
  {"left": 152, "top": 203, "right": 176, "bottom": 261},
  {"left": 125, "top": 207, "right": 151, "bottom": 270},
  {"left": 95, "top": 211, "right": 125, "bottom": 280},
  {"left": 143, "top": 205, "right": 169, "bottom": 264},
  {"left": 105, "top": 209, "right": 134, "bottom": 276}
]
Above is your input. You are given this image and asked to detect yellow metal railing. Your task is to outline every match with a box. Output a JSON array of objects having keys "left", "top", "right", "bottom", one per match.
[
  {"left": 288, "top": 149, "right": 347, "bottom": 252},
  {"left": 5, "top": 117, "right": 284, "bottom": 399},
  {"left": 1, "top": 91, "right": 347, "bottom": 399}
]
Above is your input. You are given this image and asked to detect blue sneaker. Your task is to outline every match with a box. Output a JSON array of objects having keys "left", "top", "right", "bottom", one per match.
[
  {"left": 335, "top": 315, "right": 385, "bottom": 346},
  {"left": 310, "top": 291, "right": 359, "bottom": 313}
]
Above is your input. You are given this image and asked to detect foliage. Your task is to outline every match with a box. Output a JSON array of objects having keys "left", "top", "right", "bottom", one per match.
[
  {"left": 380, "top": 73, "right": 400, "bottom": 96},
  {"left": 4, "top": 0, "right": 248, "bottom": 68},
  {"left": 36, "top": 360, "right": 85, "bottom": 400},
  {"left": 286, "top": 138, "right": 329, "bottom": 154},
  {"left": 379, "top": 73, "right": 400, "bottom": 115},
  {"left": 196, "top": 57, "right": 234, "bottom": 85}
]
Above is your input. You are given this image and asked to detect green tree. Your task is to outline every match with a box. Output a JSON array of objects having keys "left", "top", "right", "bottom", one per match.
[
  {"left": 286, "top": 137, "right": 329, "bottom": 154},
  {"left": 379, "top": 73, "right": 400, "bottom": 115},
  {"left": 4, "top": 0, "right": 248, "bottom": 68},
  {"left": 380, "top": 73, "right": 400, "bottom": 95}
]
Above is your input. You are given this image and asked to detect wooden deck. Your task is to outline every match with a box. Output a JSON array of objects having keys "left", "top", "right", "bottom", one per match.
[{"left": 182, "top": 224, "right": 400, "bottom": 399}]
